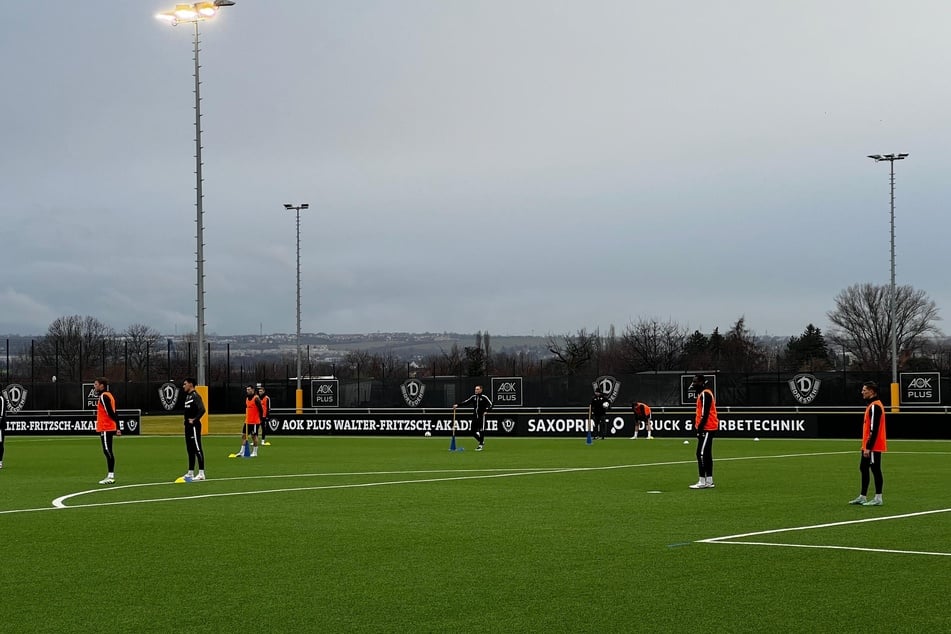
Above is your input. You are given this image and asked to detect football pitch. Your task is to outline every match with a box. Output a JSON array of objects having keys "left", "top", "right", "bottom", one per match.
[{"left": 1, "top": 434, "right": 949, "bottom": 633}]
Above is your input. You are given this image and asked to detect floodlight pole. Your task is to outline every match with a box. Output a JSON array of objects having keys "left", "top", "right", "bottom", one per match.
[
  {"left": 193, "top": 19, "right": 206, "bottom": 388},
  {"left": 157, "top": 0, "right": 236, "bottom": 431},
  {"left": 284, "top": 203, "right": 309, "bottom": 413},
  {"left": 868, "top": 153, "right": 908, "bottom": 412}
]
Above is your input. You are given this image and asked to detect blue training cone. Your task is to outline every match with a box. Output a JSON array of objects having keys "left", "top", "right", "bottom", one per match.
[
  {"left": 241, "top": 440, "right": 251, "bottom": 457},
  {"left": 449, "top": 435, "right": 457, "bottom": 452},
  {"left": 586, "top": 429, "right": 593, "bottom": 445}
]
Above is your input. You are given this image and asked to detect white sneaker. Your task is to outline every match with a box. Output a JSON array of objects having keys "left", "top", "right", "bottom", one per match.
[
  {"left": 476, "top": 445, "right": 484, "bottom": 451},
  {"left": 688, "top": 481, "right": 708, "bottom": 489},
  {"left": 250, "top": 452, "right": 258, "bottom": 458},
  {"left": 848, "top": 496, "right": 867, "bottom": 505},
  {"left": 192, "top": 473, "right": 206, "bottom": 481},
  {"left": 99, "top": 477, "right": 115, "bottom": 485}
]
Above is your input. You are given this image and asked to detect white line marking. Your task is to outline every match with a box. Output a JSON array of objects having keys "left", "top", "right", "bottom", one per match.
[
  {"left": 699, "top": 507, "right": 951, "bottom": 542},
  {"left": 0, "top": 505, "right": 64, "bottom": 516},
  {"left": 699, "top": 508, "right": 951, "bottom": 557},
  {"left": 50, "top": 468, "right": 587, "bottom": 511},
  {"left": 49, "top": 467, "right": 563, "bottom": 508},
  {"left": 0, "top": 450, "right": 867, "bottom": 516},
  {"left": 46, "top": 450, "right": 849, "bottom": 511},
  {"left": 705, "top": 541, "right": 951, "bottom": 557}
]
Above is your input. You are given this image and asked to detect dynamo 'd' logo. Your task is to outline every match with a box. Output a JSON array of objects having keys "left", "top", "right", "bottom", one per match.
[
  {"left": 788, "top": 373, "right": 821, "bottom": 404},
  {"left": 400, "top": 379, "right": 426, "bottom": 407},
  {"left": 158, "top": 382, "right": 180, "bottom": 411},
  {"left": 592, "top": 376, "right": 621, "bottom": 403},
  {"left": 2, "top": 383, "right": 28, "bottom": 413}
]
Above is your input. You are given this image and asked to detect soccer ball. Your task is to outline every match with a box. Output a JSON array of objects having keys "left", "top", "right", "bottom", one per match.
[{"left": 424, "top": 431, "right": 432, "bottom": 437}]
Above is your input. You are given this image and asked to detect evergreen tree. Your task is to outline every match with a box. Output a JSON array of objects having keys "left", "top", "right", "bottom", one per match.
[{"left": 784, "top": 323, "right": 833, "bottom": 371}]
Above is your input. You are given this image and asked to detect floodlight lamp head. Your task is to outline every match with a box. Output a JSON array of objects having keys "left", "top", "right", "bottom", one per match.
[
  {"left": 301, "top": 203, "right": 310, "bottom": 209},
  {"left": 868, "top": 153, "right": 909, "bottom": 163},
  {"left": 196, "top": 2, "right": 217, "bottom": 18},
  {"left": 284, "top": 204, "right": 294, "bottom": 210},
  {"left": 214, "top": 0, "right": 236, "bottom": 6},
  {"left": 173, "top": 4, "right": 198, "bottom": 20}
]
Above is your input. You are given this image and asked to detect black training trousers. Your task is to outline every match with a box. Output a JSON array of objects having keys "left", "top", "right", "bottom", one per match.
[
  {"left": 473, "top": 413, "right": 486, "bottom": 445},
  {"left": 185, "top": 421, "right": 205, "bottom": 471},
  {"left": 859, "top": 451, "right": 883, "bottom": 496},
  {"left": 696, "top": 430, "right": 715, "bottom": 478},
  {"left": 100, "top": 431, "right": 116, "bottom": 472}
]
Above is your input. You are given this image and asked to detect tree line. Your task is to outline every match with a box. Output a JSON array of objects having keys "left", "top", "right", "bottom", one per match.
[{"left": 3, "top": 283, "right": 947, "bottom": 383}]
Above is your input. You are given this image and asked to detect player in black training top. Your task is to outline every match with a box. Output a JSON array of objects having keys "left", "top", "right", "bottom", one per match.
[
  {"left": 589, "top": 388, "right": 610, "bottom": 440},
  {"left": 181, "top": 377, "right": 206, "bottom": 481},
  {"left": 454, "top": 385, "right": 493, "bottom": 451}
]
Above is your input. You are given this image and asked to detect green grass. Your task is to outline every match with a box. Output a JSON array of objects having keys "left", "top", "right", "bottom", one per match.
[
  {"left": 1, "top": 435, "right": 949, "bottom": 633},
  {"left": 140, "top": 413, "right": 246, "bottom": 435}
]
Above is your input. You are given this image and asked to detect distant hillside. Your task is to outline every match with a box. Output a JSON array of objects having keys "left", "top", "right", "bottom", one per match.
[
  {"left": 185, "top": 332, "right": 554, "bottom": 362},
  {"left": 0, "top": 331, "right": 803, "bottom": 364}
]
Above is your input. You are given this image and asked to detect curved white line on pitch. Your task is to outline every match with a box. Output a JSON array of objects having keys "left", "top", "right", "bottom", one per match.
[
  {"left": 51, "top": 468, "right": 593, "bottom": 511},
  {"left": 48, "top": 451, "right": 852, "bottom": 511},
  {"left": 49, "top": 467, "right": 560, "bottom": 509}
]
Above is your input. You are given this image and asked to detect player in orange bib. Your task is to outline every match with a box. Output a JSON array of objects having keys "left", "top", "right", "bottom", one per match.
[
  {"left": 94, "top": 377, "right": 122, "bottom": 485},
  {"left": 849, "top": 381, "right": 887, "bottom": 506},
  {"left": 689, "top": 374, "right": 718, "bottom": 489},
  {"left": 231, "top": 385, "right": 264, "bottom": 458},
  {"left": 630, "top": 401, "right": 653, "bottom": 439},
  {"left": 257, "top": 384, "right": 271, "bottom": 446}
]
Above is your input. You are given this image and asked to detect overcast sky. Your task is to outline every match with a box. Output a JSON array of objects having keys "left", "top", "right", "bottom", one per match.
[{"left": 1, "top": 1, "right": 948, "bottom": 339}]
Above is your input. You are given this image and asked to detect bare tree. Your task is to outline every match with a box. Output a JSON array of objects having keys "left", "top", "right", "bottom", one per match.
[
  {"left": 123, "top": 323, "right": 162, "bottom": 380},
  {"left": 827, "top": 283, "right": 942, "bottom": 371},
  {"left": 619, "top": 318, "right": 687, "bottom": 372},
  {"left": 36, "top": 315, "right": 116, "bottom": 381},
  {"left": 422, "top": 343, "right": 464, "bottom": 376},
  {"left": 920, "top": 337, "right": 951, "bottom": 373},
  {"left": 492, "top": 349, "right": 541, "bottom": 376},
  {"left": 340, "top": 350, "right": 374, "bottom": 378},
  {"left": 371, "top": 351, "right": 408, "bottom": 382},
  {"left": 720, "top": 316, "right": 767, "bottom": 372},
  {"left": 546, "top": 329, "right": 596, "bottom": 376}
]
